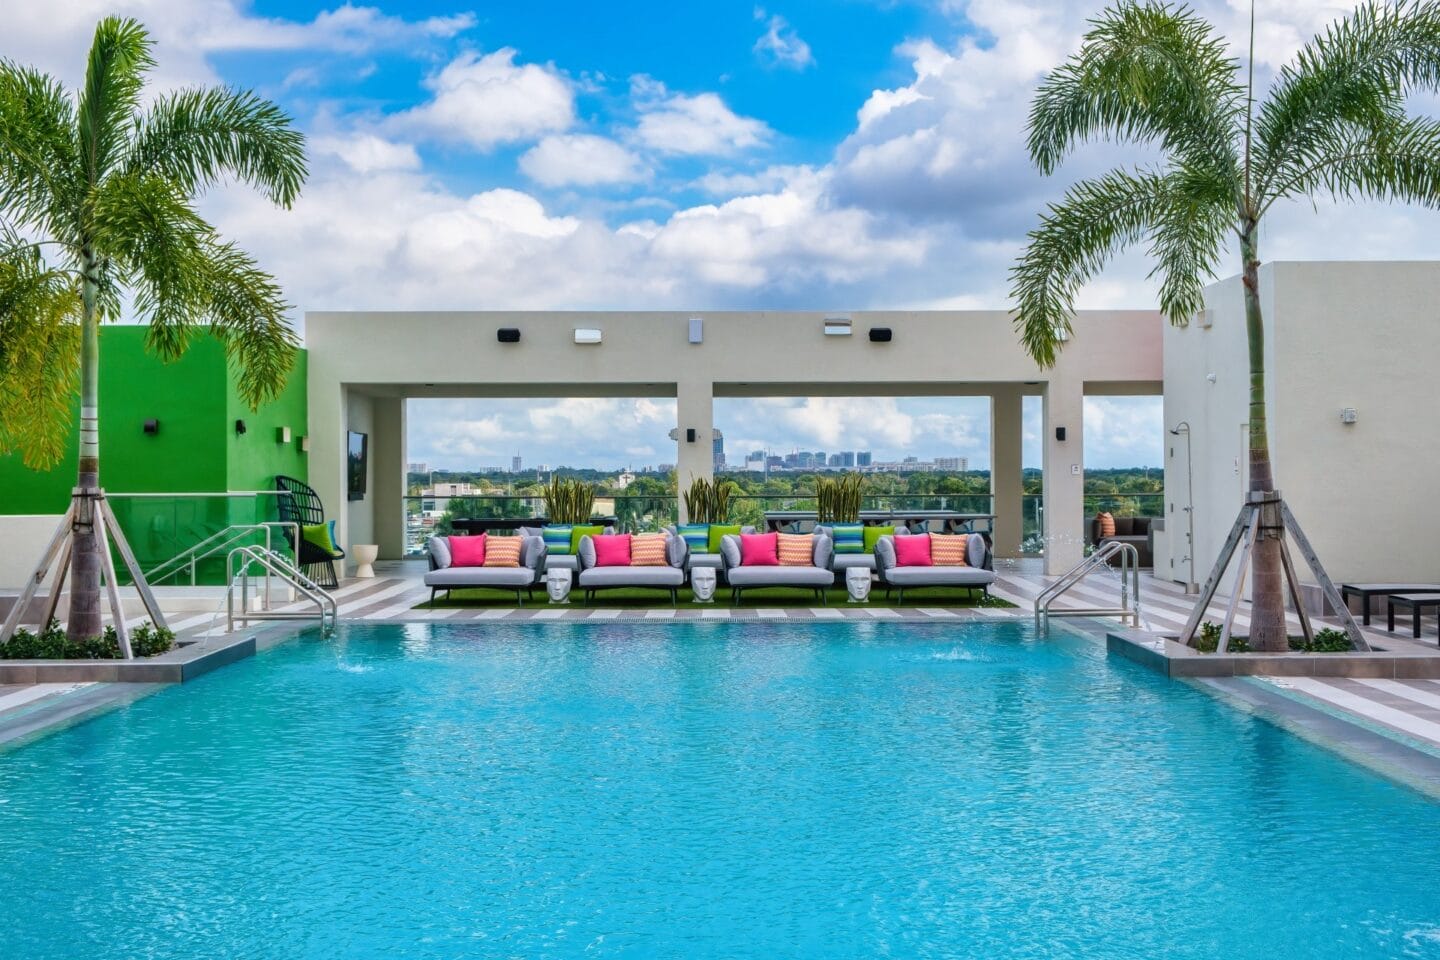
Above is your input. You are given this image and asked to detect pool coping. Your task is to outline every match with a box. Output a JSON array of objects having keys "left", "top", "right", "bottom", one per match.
[
  {"left": 0, "top": 632, "right": 257, "bottom": 685},
  {"left": 1106, "top": 627, "right": 1440, "bottom": 678}
]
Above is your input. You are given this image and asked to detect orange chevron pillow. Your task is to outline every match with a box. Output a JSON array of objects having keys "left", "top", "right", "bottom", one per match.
[
  {"left": 929, "top": 533, "right": 968, "bottom": 566},
  {"left": 1098, "top": 512, "right": 1116, "bottom": 537},
  {"left": 483, "top": 535, "right": 523, "bottom": 567},
  {"left": 631, "top": 533, "right": 669, "bottom": 566},
  {"left": 778, "top": 533, "right": 813, "bottom": 566}
]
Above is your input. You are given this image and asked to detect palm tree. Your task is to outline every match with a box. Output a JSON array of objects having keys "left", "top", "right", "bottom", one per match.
[
  {"left": 1011, "top": 0, "right": 1440, "bottom": 651},
  {"left": 0, "top": 17, "right": 306, "bottom": 641}
]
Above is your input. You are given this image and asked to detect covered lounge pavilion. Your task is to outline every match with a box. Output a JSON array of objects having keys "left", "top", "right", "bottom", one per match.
[{"left": 306, "top": 309, "right": 1162, "bottom": 575}]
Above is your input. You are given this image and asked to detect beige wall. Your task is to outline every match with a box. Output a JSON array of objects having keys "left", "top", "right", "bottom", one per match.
[
  {"left": 1164, "top": 261, "right": 1440, "bottom": 607},
  {"left": 307, "top": 309, "right": 1164, "bottom": 570}
]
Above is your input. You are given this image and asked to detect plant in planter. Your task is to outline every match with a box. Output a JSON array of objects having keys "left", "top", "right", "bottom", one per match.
[
  {"left": 1, "top": 619, "right": 174, "bottom": 660},
  {"left": 543, "top": 477, "right": 596, "bottom": 524},
  {"left": 816, "top": 473, "right": 864, "bottom": 524},
  {"left": 683, "top": 477, "right": 736, "bottom": 524}
]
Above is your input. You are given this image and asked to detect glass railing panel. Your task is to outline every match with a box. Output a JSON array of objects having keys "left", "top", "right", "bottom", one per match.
[{"left": 106, "top": 492, "right": 292, "bottom": 585}]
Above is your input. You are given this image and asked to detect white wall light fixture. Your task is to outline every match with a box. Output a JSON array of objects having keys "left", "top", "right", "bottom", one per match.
[
  {"left": 688, "top": 317, "right": 703, "bottom": 344},
  {"left": 1339, "top": 407, "right": 1358, "bottom": 424},
  {"left": 276, "top": 426, "right": 292, "bottom": 444},
  {"left": 1206, "top": 373, "right": 1218, "bottom": 384},
  {"left": 823, "top": 315, "right": 852, "bottom": 336},
  {"left": 574, "top": 328, "right": 602, "bottom": 345}
]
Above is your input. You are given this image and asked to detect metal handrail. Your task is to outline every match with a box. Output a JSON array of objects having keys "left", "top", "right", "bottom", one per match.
[
  {"left": 226, "top": 545, "right": 336, "bottom": 636},
  {"left": 1035, "top": 541, "right": 1141, "bottom": 630}
]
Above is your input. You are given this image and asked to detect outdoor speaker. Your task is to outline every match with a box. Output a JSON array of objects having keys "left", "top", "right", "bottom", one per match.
[
  {"left": 234, "top": 419, "right": 247, "bottom": 435},
  {"left": 1055, "top": 427, "right": 1067, "bottom": 442},
  {"left": 142, "top": 419, "right": 159, "bottom": 435},
  {"left": 868, "top": 327, "right": 892, "bottom": 342},
  {"left": 686, "top": 428, "right": 697, "bottom": 443},
  {"left": 497, "top": 327, "right": 520, "bottom": 343}
]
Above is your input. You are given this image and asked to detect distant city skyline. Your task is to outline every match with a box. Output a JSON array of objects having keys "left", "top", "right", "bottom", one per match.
[{"left": 406, "top": 395, "right": 1163, "bottom": 472}]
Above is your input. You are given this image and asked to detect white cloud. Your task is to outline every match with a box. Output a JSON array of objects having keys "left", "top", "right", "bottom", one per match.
[
  {"left": 691, "top": 164, "right": 811, "bottom": 196},
  {"left": 753, "top": 8, "right": 814, "bottom": 70},
  {"left": 311, "top": 133, "right": 421, "bottom": 174},
  {"left": 395, "top": 49, "right": 574, "bottom": 151},
  {"left": 632, "top": 79, "right": 771, "bottom": 155},
  {"left": 519, "top": 134, "right": 647, "bottom": 187}
]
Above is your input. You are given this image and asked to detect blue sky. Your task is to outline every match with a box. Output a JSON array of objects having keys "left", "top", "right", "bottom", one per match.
[{"left": 9, "top": 0, "right": 1438, "bottom": 472}]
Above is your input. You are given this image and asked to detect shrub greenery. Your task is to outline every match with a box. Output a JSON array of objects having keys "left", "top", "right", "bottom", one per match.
[{"left": 1, "top": 620, "right": 174, "bottom": 659}]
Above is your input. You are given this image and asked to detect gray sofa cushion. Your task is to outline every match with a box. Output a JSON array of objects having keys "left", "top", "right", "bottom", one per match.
[
  {"left": 545, "top": 554, "right": 580, "bottom": 572},
  {"left": 578, "top": 566, "right": 684, "bottom": 587},
  {"left": 965, "top": 533, "right": 986, "bottom": 568},
  {"left": 726, "top": 566, "right": 834, "bottom": 587},
  {"left": 522, "top": 536, "right": 547, "bottom": 571},
  {"left": 425, "top": 566, "right": 536, "bottom": 588},
  {"left": 831, "top": 553, "right": 877, "bottom": 572},
  {"left": 687, "top": 553, "right": 724, "bottom": 570},
  {"left": 720, "top": 534, "right": 742, "bottom": 569},
  {"left": 665, "top": 533, "right": 687, "bottom": 568},
  {"left": 875, "top": 536, "right": 897, "bottom": 570},
  {"left": 885, "top": 567, "right": 997, "bottom": 587},
  {"left": 578, "top": 536, "right": 598, "bottom": 569},
  {"left": 428, "top": 535, "right": 452, "bottom": 569},
  {"left": 811, "top": 534, "right": 833, "bottom": 570}
]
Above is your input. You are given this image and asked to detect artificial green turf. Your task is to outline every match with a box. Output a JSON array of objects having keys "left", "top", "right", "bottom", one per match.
[{"left": 413, "top": 585, "right": 1016, "bottom": 610}]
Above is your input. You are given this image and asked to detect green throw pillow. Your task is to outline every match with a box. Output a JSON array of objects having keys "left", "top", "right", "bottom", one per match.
[
  {"left": 302, "top": 521, "right": 340, "bottom": 556},
  {"left": 862, "top": 525, "right": 894, "bottom": 554},
  {"left": 570, "top": 524, "right": 604, "bottom": 553},
  {"left": 708, "top": 524, "right": 741, "bottom": 553}
]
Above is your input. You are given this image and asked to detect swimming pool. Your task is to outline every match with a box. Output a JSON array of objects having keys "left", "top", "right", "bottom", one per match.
[{"left": 2, "top": 620, "right": 1439, "bottom": 958}]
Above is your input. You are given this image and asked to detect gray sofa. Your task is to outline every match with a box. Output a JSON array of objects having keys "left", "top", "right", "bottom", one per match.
[
  {"left": 425, "top": 534, "right": 547, "bottom": 604},
  {"left": 875, "top": 533, "right": 996, "bottom": 602},
  {"left": 576, "top": 533, "right": 687, "bottom": 604},
  {"left": 671, "top": 525, "right": 757, "bottom": 584},
  {"left": 1087, "top": 516, "right": 1154, "bottom": 568},
  {"left": 519, "top": 524, "right": 618, "bottom": 574},
  {"left": 720, "top": 533, "right": 834, "bottom": 604}
]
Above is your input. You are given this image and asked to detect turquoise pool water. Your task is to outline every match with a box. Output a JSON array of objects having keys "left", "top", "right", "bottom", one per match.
[{"left": 3, "top": 620, "right": 1440, "bottom": 958}]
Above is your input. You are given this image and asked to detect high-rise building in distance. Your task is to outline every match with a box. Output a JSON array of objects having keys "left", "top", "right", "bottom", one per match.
[
  {"left": 511, "top": 455, "right": 522, "bottom": 473},
  {"left": 856, "top": 451, "right": 872, "bottom": 466}
]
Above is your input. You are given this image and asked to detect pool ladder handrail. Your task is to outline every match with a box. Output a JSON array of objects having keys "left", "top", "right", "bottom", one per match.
[
  {"left": 1035, "top": 541, "right": 1141, "bottom": 630},
  {"left": 226, "top": 545, "right": 337, "bottom": 636}
]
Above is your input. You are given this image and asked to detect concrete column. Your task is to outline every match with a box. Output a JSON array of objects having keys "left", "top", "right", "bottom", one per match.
[
  {"left": 312, "top": 383, "right": 346, "bottom": 549},
  {"left": 1042, "top": 376, "right": 1086, "bottom": 574},
  {"left": 675, "top": 379, "right": 714, "bottom": 523},
  {"left": 372, "top": 396, "right": 407, "bottom": 560},
  {"left": 990, "top": 386, "right": 1024, "bottom": 558}
]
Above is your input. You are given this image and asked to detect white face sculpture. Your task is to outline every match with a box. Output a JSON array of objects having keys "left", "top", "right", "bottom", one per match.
[
  {"left": 846, "top": 568, "right": 872, "bottom": 602},
  {"left": 691, "top": 568, "right": 717, "bottom": 602},
  {"left": 547, "top": 570, "right": 572, "bottom": 603}
]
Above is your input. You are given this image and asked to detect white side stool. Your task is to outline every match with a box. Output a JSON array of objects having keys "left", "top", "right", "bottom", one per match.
[{"left": 351, "top": 544, "right": 378, "bottom": 579}]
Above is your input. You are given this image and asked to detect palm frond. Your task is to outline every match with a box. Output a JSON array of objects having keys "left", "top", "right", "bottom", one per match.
[
  {"left": 0, "top": 62, "right": 81, "bottom": 241},
  {"left": 1255, "top": 0, "right": 1440, "bottom": 202},
  {"left": 199, "top": 240, "right": 298, "bottom": 409},
  {"left": 77, "top": 16, "right": 153, "bottom": 185},
  {"left": 0, "top": 244, "right": 81, "bottom": 468},
  {"left": 1027, "top": 1, "right": 1245, "bottom": 182},
  {"left": 1146, "top": 163, "right": 1234, "bottom": 321},
  {"left": 127, "top": 86, "right": 307, "bottom": 207},
  {"left": 1010, "top": 168, "right": 1175, "bottom": 367},
  {"left": 1264, "top": 115, "right": 1440, "bottom": 212}
]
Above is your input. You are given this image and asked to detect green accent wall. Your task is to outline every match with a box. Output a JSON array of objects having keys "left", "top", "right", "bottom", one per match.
[{"left": 0, "top": 326, "right": 308, "bottom": 513}]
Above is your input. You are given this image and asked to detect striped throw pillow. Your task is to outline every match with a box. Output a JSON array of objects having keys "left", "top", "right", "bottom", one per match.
[
  {"left": 830, "top": 523, "right": 864, "bottom": 554},
  {"left": 483, "top": 535, "right": 524, "bottom": 567},
  {"left": 542, "top": 525, "right": 573, "bottom": 556},
  {"left": 777, "top": 533, "right": 813, "bottom": 566},
  {"left": 1098, "top": 512, "right": 1116, "bottom": 537},
  {"left": 929, "top": 533, "right": 968, "bottom": 566},
  {"left": 631, "top": 533, "right": 669, "bottom": 566},
  {"left": 677, "top": 523, "right": 710, "bottom": 554}
]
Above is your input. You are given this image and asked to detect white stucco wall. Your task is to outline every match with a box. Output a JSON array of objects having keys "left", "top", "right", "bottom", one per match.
[{"left": 1164, "top": 261, "right": 1440, "bottom": 606}]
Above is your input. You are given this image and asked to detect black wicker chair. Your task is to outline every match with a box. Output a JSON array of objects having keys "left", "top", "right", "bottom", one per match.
[{"left": 276, "top": 475, "right": 345, "bottom": 589}]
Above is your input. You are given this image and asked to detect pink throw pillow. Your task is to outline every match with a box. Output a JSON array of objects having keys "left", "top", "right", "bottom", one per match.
[
  {"left": 740, "top": 532, "right": 779, "bottom": 566},
  {"left": 449, "top": 534, "right": 487, "bottom": 567},
  {"left": 893, "top": 535, "right": 933, "bottom": 567},
  {"left": 592, "top": 534, "right": 633, "bottom": 567}
]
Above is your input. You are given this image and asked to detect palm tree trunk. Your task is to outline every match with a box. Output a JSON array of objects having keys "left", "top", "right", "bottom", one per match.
[
  {"left": 67, "top": 247, "right": 103, "bottom": 641},
  {"left": 1240, "top": 230, "right": 1287, "bottom": 652}
]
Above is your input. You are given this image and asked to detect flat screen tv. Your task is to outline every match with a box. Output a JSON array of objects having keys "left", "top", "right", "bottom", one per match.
[{"left": 347, "top": 431, "right": 368, "bottom": 501}]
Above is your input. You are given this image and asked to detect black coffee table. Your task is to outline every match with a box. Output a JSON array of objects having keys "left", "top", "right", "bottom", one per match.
[
  {"left": 1387, "top": 593, "right": 1440, "bottom": 639},
  {"left": 1340, "top": 583, "right": 1440, "bottom": 625}
]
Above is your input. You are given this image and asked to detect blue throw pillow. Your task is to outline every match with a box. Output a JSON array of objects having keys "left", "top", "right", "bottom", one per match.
[
  {"left": 542, "top": 524, "right": 574, "bottom": 556},
  {"left": 831, "top": 523, "right": 864, "bottom": 554},
  {"left": 677, "top": 523, "right": 710, "bottom": 554}
]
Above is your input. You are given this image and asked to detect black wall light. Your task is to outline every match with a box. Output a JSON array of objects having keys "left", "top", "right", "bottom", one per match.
[
  {"left": 686, "top": 428, "right": 697, "bottom": 443},
  {"left": 1055, "top": 427, "right": 1067, "bottom": 442},
  {"left": 868, "top": 327, "right": 892, "bottom": 342},
  {"left": 235, "top": 419, "right": 247, "bottom": 435},
  {"left": 497, "top": 328, "right": 520, "bottom": 343},
  {"left": 142, "top": 419, "right": 159, "bottom": 435}
]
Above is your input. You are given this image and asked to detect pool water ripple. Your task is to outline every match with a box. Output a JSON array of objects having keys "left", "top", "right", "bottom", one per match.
[{"left": 2, "top": 619, "right": 1439, "bottom": 959}]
